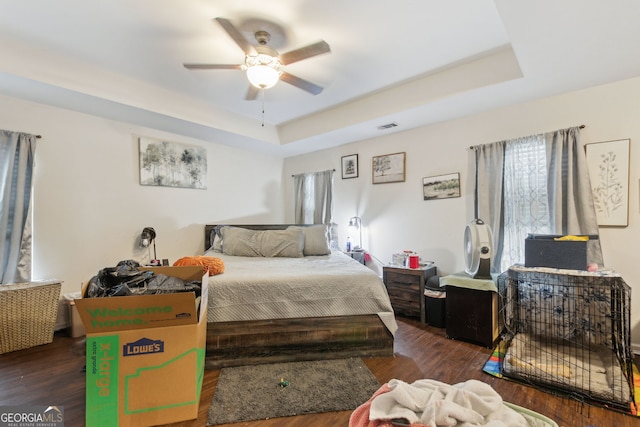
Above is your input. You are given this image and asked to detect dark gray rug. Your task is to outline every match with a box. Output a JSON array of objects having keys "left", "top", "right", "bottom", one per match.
[{"left": 207, "top": 358, "right": 380, "bottom": 425}]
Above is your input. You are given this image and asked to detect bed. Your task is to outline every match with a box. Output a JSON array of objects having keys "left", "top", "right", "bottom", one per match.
[{"left": 201, "top": 224, "right": 397, "bottom": 369}]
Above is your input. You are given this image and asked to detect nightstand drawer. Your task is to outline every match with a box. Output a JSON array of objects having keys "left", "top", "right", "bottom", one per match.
[
  {"left": 385, "top": 272, "right": 421, "bottom": 290},
  {"left": 386, "top": 286, "right": 420, "bottom": 304},
  {"left": 390, "top": 299, "right": 421, "bottom": 317}
]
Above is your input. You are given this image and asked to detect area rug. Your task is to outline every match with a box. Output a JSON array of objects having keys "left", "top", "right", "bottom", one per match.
[
  {"left": 482, "top": 339, "right": 640, "bottom": 417},
  {"left": 207, "top": 358, "right": 380, "bottom": 425}
]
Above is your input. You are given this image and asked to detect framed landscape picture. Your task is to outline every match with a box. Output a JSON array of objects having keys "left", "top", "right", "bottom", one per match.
[
  {"left": 423, "top": 172, "right": 461, "bottom": 200},
  {"left": 341, "top": 154, "right": 358, "bottom": 179},
  {"left": 372, "top": 152, "right": 405, "bottom": 184}
]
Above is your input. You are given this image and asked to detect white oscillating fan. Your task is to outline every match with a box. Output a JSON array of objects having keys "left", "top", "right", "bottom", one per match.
[{"left": 464, "top": 219, "right": 493, "bottom": 279}]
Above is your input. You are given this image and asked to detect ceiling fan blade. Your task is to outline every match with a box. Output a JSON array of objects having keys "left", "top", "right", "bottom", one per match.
[
  {"left": 183, "top": 63, "right": 242, "bottom": 70},
  {"left": 214, "top": 17, "right": 255, "bottom": 55},
  {"left": 280, "top": 72, "right": 324, "bottom": 95},
  {"left": 279, "top": 40, "right": 330, "bottom": 65},
  {"left": 245, "top": 85, "right": 259, "bottom": 101}
]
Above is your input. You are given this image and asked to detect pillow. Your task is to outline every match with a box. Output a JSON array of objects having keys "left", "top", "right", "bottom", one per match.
[
  {"left": 288, "top": 225, "right": 331, "bottom": 256},
  {"left": 221, "top": 227, "right": 304, "bottom": 258}
]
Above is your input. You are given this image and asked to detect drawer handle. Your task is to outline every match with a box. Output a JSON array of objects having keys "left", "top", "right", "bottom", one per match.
[{"left": 388, "top": 279, "right": 418, "bottom": 285}]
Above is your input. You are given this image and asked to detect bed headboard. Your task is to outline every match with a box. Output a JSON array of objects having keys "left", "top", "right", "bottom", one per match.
[{"left": 204, "top": 224, "right": 323, "bottom": 252}]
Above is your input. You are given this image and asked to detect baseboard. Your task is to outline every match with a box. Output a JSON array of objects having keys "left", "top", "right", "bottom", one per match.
[{"left": 632, "top": 343, "right": 640, "bottom": 356}]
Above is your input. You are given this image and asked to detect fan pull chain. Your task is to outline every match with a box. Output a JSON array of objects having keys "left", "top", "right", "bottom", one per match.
[{"left": 261, "top": 88, "right": 265, "bottom": 127}]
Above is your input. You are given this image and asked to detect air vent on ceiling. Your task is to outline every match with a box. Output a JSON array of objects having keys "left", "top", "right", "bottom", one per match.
[{"left": 377, "top": 122, "right": 398, "bottom": 130}]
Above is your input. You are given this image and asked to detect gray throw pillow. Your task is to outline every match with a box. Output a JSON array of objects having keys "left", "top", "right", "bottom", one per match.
[
  {"left": 221, "top": 227, "right": 304, "bottom": 257},
  {"left": 288, "top": 225, "right": 331, "bottom": 256}
]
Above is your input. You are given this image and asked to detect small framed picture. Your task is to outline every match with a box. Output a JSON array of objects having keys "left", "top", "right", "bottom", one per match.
[
  {"left": 372, "top": 152, "right": 405, "bottom": 184},
  {"left": 341, "top": 154, "right": 359, "bottom": 179},
  {"left": 423, "top": 173, "right": 461, "bottom": 200}
]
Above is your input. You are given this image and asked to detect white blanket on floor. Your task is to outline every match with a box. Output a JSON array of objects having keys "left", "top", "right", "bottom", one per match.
[{"left": 369, "top": 379, "right": 529, "bottom": 427}]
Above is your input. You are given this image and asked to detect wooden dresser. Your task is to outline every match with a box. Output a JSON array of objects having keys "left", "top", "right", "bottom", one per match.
[{"left": 383, "top": 265, "right": 437, "bottom": 323}]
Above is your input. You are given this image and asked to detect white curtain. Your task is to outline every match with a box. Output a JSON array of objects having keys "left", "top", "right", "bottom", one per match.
[
  {"left": 474, "top": 126, "right": 602, "bottom": 272},
  {"left": 293, "top": 169, "right": 334, "bottom": 225},
  {"left": 1, "top": 130, "right": 38, "bottom": 284}
]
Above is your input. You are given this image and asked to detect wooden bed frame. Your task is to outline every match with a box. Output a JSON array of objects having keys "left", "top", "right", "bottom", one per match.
[{"left": 203, "top": 224, "right": 395, "bottom": 369}]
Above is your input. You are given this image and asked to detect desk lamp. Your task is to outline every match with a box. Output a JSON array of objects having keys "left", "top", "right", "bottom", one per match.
[
  {"left": 140, "top": 227, "right": 159, "bottom": 266},
  {"left": 348, "top": 216, "right": 362, "bottom": 250}
]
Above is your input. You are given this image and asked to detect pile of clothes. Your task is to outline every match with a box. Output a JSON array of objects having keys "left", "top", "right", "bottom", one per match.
[{"left": 85, "top": 260, "right": 202, "bottom": 298}]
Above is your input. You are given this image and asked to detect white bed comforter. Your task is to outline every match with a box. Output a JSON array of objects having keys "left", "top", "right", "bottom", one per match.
[{"left": 204, "top": 251, "right": 398, "bottom": 335}]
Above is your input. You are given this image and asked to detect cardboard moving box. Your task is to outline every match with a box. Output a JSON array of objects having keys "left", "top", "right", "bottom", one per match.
[{"left": 75, "top": 266, "right": 208, "bottom": 427}]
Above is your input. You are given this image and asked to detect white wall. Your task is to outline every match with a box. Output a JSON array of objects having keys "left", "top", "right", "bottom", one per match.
[
  {"left": 3, "top": 74, "right": 640, "bottom": 350},
  {"left": 283, "top": 76, "right": 640, "bottom": 351},
  {"left": 0, "top": 94, "right": 285, "bottom": 302}
]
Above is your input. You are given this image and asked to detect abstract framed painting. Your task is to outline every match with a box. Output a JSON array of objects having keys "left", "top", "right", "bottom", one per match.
[{"left": 139, "top": 137, "right": 207, "bottom": 189}]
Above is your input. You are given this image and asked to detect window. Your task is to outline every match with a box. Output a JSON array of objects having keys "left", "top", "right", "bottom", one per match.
[
  {"left": 500, "top": 135, "right": 551, "bottom": 271},
  {"left": 474, "top": 126, "right": 602, "bottom": 273},
  {"left": 292, "top": 169, "right": 334, "bottom": 225}
]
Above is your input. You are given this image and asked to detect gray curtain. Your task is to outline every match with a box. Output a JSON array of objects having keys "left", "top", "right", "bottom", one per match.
[
  {"left": 474, "top": 126, "right": 602, "bottom": 272},
  {"left": 545, "top": 127, "right": 600, "bottom": 236},
  {"left": 293, "top": 169, "right": 334, "bottom": 224},
  {"left": 474, "top": 140, "right": 506, "bottom": 271},
  {"left": 545, "top": 127, "right": 603, "bottom": 266},
  {"left": 1, "top": 130, "right": 37, "bottom": 284}
]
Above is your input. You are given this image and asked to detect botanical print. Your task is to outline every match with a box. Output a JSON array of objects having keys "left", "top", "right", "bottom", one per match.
[
  {"left": 593, "top": 152, "right": 624, "bottom": 214},
  {"left": 139, "top": 137, "right": 207, "bottom": 189},
  {"left": 586, "top": 139, "right": 629, "bottom": 226}
]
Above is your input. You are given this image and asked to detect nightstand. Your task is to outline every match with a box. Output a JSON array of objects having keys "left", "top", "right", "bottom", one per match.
[
  {"left": 383, "top": 265, "right": 437, "bottom": 323},
  {"left": 347, "top": 250, "right": 367, "bottom": 265}
]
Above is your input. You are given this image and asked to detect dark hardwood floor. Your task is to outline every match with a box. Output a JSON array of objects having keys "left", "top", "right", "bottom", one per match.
[{"left": 1, "top": 316, "right": 637, "bottom": 427}]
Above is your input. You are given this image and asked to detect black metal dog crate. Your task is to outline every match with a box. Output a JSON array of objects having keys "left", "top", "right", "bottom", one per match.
[{"left": 500, "top": 265, "right": 634, "bottom": 410}]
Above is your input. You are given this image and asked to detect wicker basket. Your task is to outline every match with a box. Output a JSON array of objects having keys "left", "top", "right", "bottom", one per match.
[{"left": 0, "top": 280, "right": 62, "bottom": 354}]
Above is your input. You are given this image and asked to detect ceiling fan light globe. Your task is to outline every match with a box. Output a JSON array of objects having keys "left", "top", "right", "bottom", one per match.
[{"left": 247, "top": 64, "right": 280, "bottom": 89}]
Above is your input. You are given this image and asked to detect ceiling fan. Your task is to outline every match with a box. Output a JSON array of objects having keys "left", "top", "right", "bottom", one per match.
[{"left": 184, "top": 17, "right": 331, "bottom": 100}]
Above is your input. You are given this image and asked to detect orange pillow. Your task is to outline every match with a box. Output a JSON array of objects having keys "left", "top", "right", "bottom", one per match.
[{"left": 173, "top": 256, "right": 225, "bottom": 275}]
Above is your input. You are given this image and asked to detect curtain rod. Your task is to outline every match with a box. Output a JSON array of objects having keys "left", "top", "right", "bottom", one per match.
[
  {"left": 468, "top": 124, "right": 585, "bottom": 150},
  {"left": 15, "top": 132, "right": 41, "bottom": 138},
  {"left": 2, "top": 129, "right": 41, "bottom": 138},
  {"left": 291, "top": 168, "right": 335, "bottom": 177}
]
